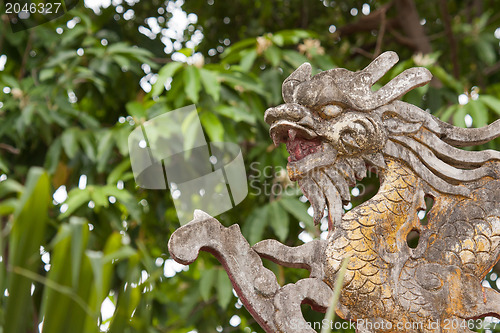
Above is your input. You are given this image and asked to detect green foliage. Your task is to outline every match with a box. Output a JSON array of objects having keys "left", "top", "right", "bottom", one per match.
[{"left": 0, "top": 0, "right": 500, "bottom": 332}]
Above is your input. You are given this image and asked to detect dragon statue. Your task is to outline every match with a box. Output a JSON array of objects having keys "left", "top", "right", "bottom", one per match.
[{"left": 168, "top": 51, "right": 500, "bottom": 332}]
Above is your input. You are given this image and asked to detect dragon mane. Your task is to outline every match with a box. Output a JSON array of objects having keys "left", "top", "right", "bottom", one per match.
[{"left": 282, "top": 51, "right": 500, "bottom": 198}]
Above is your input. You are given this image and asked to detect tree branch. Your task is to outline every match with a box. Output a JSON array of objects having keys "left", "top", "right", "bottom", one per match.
[
  {"left": 374, "top": 7, "right": 387, "bottom": 57},
  {"left": 0, "top": 143, "right": 20, "bottom": 155},
  {"left": 337, "top": 2, "right": 396, "bottom": 37},
  {"left": 485, "top": 61, "right": 500, "bottom": 76},
  {"left": 338, "top": 0, "right": 432, "bottom": 56},
  {"left": 18, "top": 31, "right": 33, "bottom": 80},
  {"left": 387, "top": 28, "right": 418, "bottom": 49},
  {"left": 439, "top": 0, "right": 460, "bottom": 78},
  {"left": 394, "top": 0, "right": 432, "bottom": 54}
]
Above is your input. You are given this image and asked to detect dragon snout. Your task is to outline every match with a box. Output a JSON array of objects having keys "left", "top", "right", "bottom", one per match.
[{"left": 264, "top": 103, "right": 312, "bottom": 125}]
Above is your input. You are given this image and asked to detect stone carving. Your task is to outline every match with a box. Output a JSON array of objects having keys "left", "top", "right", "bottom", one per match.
[{"left": 169, "top": 51, "right": 500, "bottom": 332}]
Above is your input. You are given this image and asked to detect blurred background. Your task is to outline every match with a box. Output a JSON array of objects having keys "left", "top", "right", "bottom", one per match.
[{"left": 1, "top": 0, "right": 500, "bottom": 332}]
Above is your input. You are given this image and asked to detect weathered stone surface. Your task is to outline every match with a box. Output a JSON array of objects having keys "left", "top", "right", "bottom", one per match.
[
  {"left": 168, "top": 210, "right": 279, "bottom": 331},
  {"left": 169, "top": 51, "right": 500, "bottom": 332},
  {"left": 168, "top": 210, "right": 329, "bottom": 332}
]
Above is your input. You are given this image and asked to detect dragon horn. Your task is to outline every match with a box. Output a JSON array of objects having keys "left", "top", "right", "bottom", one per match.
[
  {"left": 352, "top": 67, "right": 432, "bottom": 111},
  {"left": 361, "top": 51, "right": 399, "bottom": 85},
  {"left": 282, "top": 62, "right": 312, "bottom": 103}
]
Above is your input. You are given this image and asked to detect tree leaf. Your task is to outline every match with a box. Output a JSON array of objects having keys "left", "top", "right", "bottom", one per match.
[
  {"left": 216, "top": 269, "right": 233, "bottom": 310},
  {"left": 479, "top": 95, "right": 500, "bottom": 116},
  {"left": 125, "top": 101, "right": 146, "bottom": 119},
  {"left": 183, "top": 65, "right": 202, "bottom": 103},
  {"left": 44, "top": 137, "right": 62, "bottom": 174},
  {"left": 453, "top": 105, "right": 467, "bottom": 128},
  {"left": 107, "top": 159, "right": 131, "bottom": 185},
  {"left": 69, "top": 218, "right": 87, "bottom": 288},
  {"left": 0, "top": 179, "right": 24, "bottom": 198},
  {"left": 0, "top": 197, "right": 17, "bottom": 216},
  {"left": 200, "top": 112, "right": 224, "bottom": 142},
  {"left": 59, "top": 188, "right": 91, "bottom": 219},
  {"left": 152, "top": 62, "right": 183, "bottom": 96},
  {"left": 181, "top": 108, "right": 202, "bottom": 153},
  {"left": 62, "top": 128, "right": 80, "bottom": 159},
  {"left": 279, "top": 197, "right": 313, "bottom": 226},
  {"left": 476, "top": 38, "right": 496, "bottom": 66},
  {"left": 429, "top": 65, "right": 462, "bottom": 93},
  {"left": 103, "top": 185, "right": 141, "bottom": 221},
  {"left": 5, "top": 168, "right": 50, "bottom": 333},
  {"left": 40, "top": 218, "right": 94, "bottom": 333},
  {"left": 108, "top": 255, "right": 141, "bottom": 333},
  {"left": 219, "top": 72, "right": 267, "bottom": 96},
  {"left": 90, "top": 186, "right": 109, "bottom": 209},
  {"left": 269, "top": 201, "right": 289, "bottom": 241},
  {"left": 86, "top": 250, "right": 104, "bottom": 300},
  {"left": 220, "top": 37, "right": 257, "bottom": 60},
  {"left": 261, "top": 68, "right": 283, "bottom": 105},
  {"left": 215, "top": 105, "right": 256, "bottom": 124},
  {"left": 264, "top": 45, "right": 281, "bottom": 67},
  {"left": 0, "top": 155, "right": 9, "bottom": 173},
  {"left": 199, "top": 68, "right": 221, "bottom": 102},
  {"left": 240, "top": 49, "right": 257, "bottom": 71},
  {"left": 79, "top": 132, "right": 96, "bottom": 162},
  {"left": 247, "top": 205, "right": 269, "bottom": 245},
  {"left": 282, "top": 50, "right": 310, "bottom": 69},
  {"left": 113, "top": 127, "right": 131, "bottom": 157},
  {"left": 199, "top": 268, "right": 216, "bottom": 302},
  {"left": 97, "top": 130, "right": 114, "bottom": 173},
  {"left": 467, "top": 99, "right": 488, "bottom": 128},
  {"left": 438, "top": 104, "right": 458, "bottom": 123}
]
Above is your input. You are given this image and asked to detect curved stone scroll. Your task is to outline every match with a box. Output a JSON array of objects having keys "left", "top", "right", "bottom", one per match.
[
  {"left": 168, "top": 210, "right": 332, "bottom": 333},
  {"left": 273, "top": 278, "right": 333, "bottom": 333}
]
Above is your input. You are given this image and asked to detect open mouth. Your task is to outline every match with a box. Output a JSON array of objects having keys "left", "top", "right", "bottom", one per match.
[
  {"left": 286, "top": 131, "right": 322, "bottom": 162},
  {"left": 269, "top": 120, "right": 339, "bottom": 181},
  {"left": 269, "top": 119, "right": 349, "bottom": 230},
  {"left": 269, "top": 120, "right": 322, "bottom": 161}
]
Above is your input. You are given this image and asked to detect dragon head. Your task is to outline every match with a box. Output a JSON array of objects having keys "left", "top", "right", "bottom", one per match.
[{"left": 265, "top": 51, "right": 500, "bottom": 228}]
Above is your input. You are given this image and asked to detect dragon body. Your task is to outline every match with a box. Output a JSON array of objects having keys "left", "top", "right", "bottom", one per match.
[
  {"left": 327, "top": 155, "right": 500, "bottom": 332},
  {"left": 265, "top": 51, "right": 500, "bottom": 331},
  {"left": 169, "top": 52, "right": 500, "bottom": 333}
]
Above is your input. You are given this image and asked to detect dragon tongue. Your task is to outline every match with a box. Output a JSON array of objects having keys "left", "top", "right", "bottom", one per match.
[{"left": 286, "top": 135, "right": 321, "bottom": 161}]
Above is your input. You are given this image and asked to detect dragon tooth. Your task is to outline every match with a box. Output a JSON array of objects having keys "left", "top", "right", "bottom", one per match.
[
  {"left": 299, "top": 177, "right": 325, "bottom": 226},
  {"left": 272, "top": 135, "right": 280, "bottom": 146},
  {"left": 346, "top": 157, "right": 368, "bottom": 180},
  {"left": 363, "top": 152, "right": 387, "bottom": 170},
  {"left": 324, "top": 168, "right": 351, "bottom": 203},
  {"left": 335, "top": 160, "right": 357, "bottom": 187}
]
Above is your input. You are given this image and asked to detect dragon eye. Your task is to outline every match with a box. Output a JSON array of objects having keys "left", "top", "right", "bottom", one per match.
[{"left": 320, "top": 105, "right": 343, "bottom": 118}]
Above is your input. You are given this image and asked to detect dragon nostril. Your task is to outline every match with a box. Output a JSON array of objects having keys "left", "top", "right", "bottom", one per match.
[
  {"left": 264, "top": 107, "right": 279, "bottom": 125},
  {"left": 265, "top": 104, "right": 311, "bottom": 125},
  {"left": 298, "top": 115, "right": 314, "bottom": 128}
]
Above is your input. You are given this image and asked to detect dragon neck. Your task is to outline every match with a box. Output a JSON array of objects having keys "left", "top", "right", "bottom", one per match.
[{"left": 343, "top": 157, "right": 422, "bottom": 257}]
